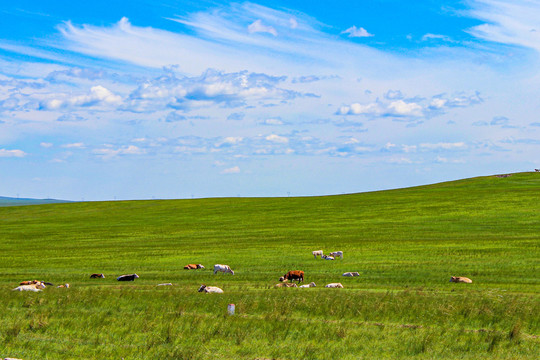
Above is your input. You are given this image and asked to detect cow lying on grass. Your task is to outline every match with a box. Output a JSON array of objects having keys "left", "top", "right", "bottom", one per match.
[
  {"left": 322, "top": 255, "right": 334, "bottom": 260},
  {"left": 450, "top": 276, "right": 472, "bottom": 283},
  {"left": 57, "top": 284, "right": 70, "bottom": 288},
  {"left": 198, "top": 284, "right": 223, "bottom": 293},
  {"left": 342, "top": 272, "right": 360, "bottom": 277},
  {"left": 279, "top": 270, "right": 304, "bottom": 283},
  {"left": 117, "top": 274, "right": 139, "bottom": 281},
  {"left": 90, "top": 273, "right": 105, "bottom": 278},
  {"left": 299, "top": 282, "right": 316, "bottom": 288},
  {"left": 13, "top": 283, "right": 46, "bottom": 292},
  {"left": 275, "top": 283, "right": 298, "bottom": 288},
  {"left": 184, "top": 264, "right": 205, "bottom": 270},
  {"left": 325, "top": 283, "right": 344, "bottom": 288}
]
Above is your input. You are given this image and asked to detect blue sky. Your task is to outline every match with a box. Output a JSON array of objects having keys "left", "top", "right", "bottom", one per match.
[{"left": 1, "top": 1, "right": 539, "bottom": 200}]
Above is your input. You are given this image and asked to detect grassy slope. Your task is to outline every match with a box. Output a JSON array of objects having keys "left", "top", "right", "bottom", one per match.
[{"left": 0, "top": 172, "right": 538, "bottom": 359}]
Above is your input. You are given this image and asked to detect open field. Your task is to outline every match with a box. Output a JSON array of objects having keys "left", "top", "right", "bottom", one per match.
[{"left": 1, "top": 172, "right": 539, "bottom": 359}]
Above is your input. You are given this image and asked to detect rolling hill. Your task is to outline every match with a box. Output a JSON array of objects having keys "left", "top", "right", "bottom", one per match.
[{"left": 0, "top": 172, "right": 538, "bottom": 359}]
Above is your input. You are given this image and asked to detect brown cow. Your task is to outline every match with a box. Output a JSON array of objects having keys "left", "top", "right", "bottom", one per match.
[
  {"left": 279, "top": 270, "right": 304, "bottom": 283},
  {"left": 450, "top": 276, "right": 473, "bottom": 283},
  {"left": 19, "top": 280, "right": 41, "bottom": 285},
  {"left": 184, "top": 264, "right": 205, "bottom": 270},
  {"left": 90, "top": 273, "right": 105, "bottom": 278}
]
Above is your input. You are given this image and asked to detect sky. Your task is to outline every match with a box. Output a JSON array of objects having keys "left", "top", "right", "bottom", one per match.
[{"left": 1, "top": 0, "right": 539, "bottom": 201}]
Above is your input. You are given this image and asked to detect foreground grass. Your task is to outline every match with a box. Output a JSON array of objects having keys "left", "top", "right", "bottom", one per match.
[{"left": 0, "top": 172, "right": 539, "bottom": 359}]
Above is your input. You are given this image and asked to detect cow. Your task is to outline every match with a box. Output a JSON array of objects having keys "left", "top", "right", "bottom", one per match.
[
  {"left": 279, "top": 270, "right": 304, "bottom": 283},
  {"left": 19, "top": 280, "right": 41, "bottom": 285},
  {"left": 535, "top": 169, "right": 540, "bottom": 172},
  {"left": 90, "top": 273, "right": 105, "bottom": 278},
  {"left": 322, "top": 255, "right": 334, "bottom": 260},
  {"left": 329, "top": 251, "right": 343, "bottom": 259},
  {"left": 57, "top": 284, "right": 70, "bottom": 288},
  {"left": 342, "top": 272, "right": 360, "bottom": 277},
  {"left": 325, "top": 283, "right": 344, "bottom": 288},
  {"left": 117, "top": 274, "right": 139, "bottom": 281},
  {"left": 450, "top": 276, "right": 472, "bottom": 283},
  {"left": 312, "top": 250, "right": 323, "bottom": 259},
  {"left": 274, "top": 283, "right": 298, "bottom": 288},
  {"left": 157, "top": 283, "right": 173, "bottom": 286},
  {"left": 184, "top": 264, "right": 205, "bottom": 270},
  {"left": 13, "top": 283, "right": 46, "bottom": 292},
  {"left": 299, "top": 282, "right": 317, "bottom": 288},
  {"left": 214, "top": 264, "right": 234, "bottom": 275},
  {"left": 198, "top": 284, "right": 223, "bottom": 293}
]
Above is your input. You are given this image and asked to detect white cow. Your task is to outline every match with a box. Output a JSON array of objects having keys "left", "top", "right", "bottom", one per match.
[
  {"left": 322, "top": 255, "right": 334, "bottom": 260},
  {"left": 329, "top": 251, "right": 343, "bottom": 259},
  {"left": 157, "top": 283, "right": 173, "bottom": 286},
  {"left": 312, "top": 250, "right": 323, "bottom": 259},
  {"left": 325, "top": 283, "right": 344, "bottom": 288},
  {"left": 342, "top": 272, "right": 360, "bottom": 277},
  {"left": 299, "top": 282, "right": 317, "bottom": 288},
  {"left": 13, "top": 283, "right": 46, "bottom": 292},
  {"left": 214, "top": 264, "right": 234, "bottom": 275},
  {"left": 198, "top": 284, "right": 224, "bottom": 293}
]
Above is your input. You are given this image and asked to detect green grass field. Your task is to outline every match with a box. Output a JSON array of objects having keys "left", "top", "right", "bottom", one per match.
[{"left": 1, "top": 172, "right": 539, "bottom": 359}]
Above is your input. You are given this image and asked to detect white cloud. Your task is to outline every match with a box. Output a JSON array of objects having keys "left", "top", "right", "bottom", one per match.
[
  {"left": 289, "top": 18, "right": 298, "bottom": 29},
  {"left": 0, "top": 149, "right": 26, "bottom": 157},
  {"left": 247, "top": 19, "right": 278, "bottom": 36},
  {"left": 62, "top": 142, "right": 85, "bottom": 149},
  {"left": 92, "top": 145, "right": 145, "bottom": 158},
  {"left": 265, "top": 134, "right": 288, "bottom": 143},
  {"left": 40, "top": 142, "right": 53, "bottom": 148},
  {"left": 261, "top": 118, "right": 284, "bottom": 125},
  {"left": 467, "top": 0, "right": 540, "bottom": 53},
  {"left": 221, "top": 166, "right": 240, "bottom": 174},
  {"left": 421, "top": 33, "right": 454, "bottom": 42},
  {"left": 341, "top": 26, "right": 373, "bottom": 38},
  {"left": 420, "top": 142, "right": 467, "bottom": 150},
  {"left": 388, "top": 100, "right": 423, "bottom": 116},
  {"left": 40, "top": 85, "right": 121, "bottom": 110},
  {"left": 338, "top": 91, "right": 482, "bottom": 118}
]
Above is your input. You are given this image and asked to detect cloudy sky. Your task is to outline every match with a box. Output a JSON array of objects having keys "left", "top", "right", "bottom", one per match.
[{"left": 1, "top": 0, "right": 539, "bottom": 200}]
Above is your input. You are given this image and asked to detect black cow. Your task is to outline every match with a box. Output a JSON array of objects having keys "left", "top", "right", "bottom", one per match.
[{"left": 117, "top": 274, "right": 139, "bottom": 281}]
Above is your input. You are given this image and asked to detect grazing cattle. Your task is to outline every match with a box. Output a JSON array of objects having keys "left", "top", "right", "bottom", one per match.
[
  {"left": 275, "top": 283, "right": 298, "bottom": 288},
  {"left": 325, "top": 283, "right": 344, "bottom": 288},
  {"left": 450, "top": 276, "right": 472, "bottom": 283},
  {"left": 299, "top": 282, "right": 317, "bottom": 288},
  {"left": 322, "top": 255, "right": 334, "bottom": 260},
  {"left": 198, "top": 284, "right": 224, "bottom": 293},
  {"left": 19, "top": 280, "right": 41, "bottom": 285},
  {"left": 213, "top": 264, "right": 234, "bottom": 275},
  {"left": 90, "top": 273, "right": 105, "bottom": 278},
  {"left": 312, "top": 250, "right": 323, "bottom": 259},
  {"left": 329, "top": 251, "right": 343, "bottom": 259},
  {"left": 279, "top": 270, "right": 304, "bottom": 283},
  {"left": 157, "top": 283, "right": 173, "bottom": 286},
  {"left": 184, "top": 264, "right": 205, "bottom": 270},
  {"left": 342, "top": 272, "right": 360, "bottom": 277},
  {"left": 117, "top": 274, "right": 139, "bottom": 281},
  {"left": 57, "top": 284, "right": 70, "bottom": 288},
  {"left": 13, "top": 283, "right": 46, "bottom": 292}
]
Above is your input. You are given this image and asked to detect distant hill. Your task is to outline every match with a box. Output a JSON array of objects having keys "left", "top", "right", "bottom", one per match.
[{"left": 0, "top": 196, "right": 71, "bottom": 207}]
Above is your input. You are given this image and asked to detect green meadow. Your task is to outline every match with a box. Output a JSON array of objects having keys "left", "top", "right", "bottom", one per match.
[{"left": 0, "top": 172, "right": 539, "bottom": 359}]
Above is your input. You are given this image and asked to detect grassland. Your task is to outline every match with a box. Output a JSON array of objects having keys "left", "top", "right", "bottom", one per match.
[{"left": 0, "top": 172, "right": 539, "bottom": 359}]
